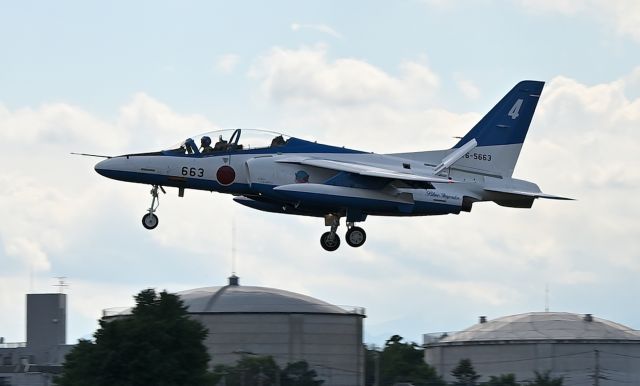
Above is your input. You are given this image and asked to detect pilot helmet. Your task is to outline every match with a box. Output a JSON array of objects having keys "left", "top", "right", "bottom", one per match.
[{"left": 201, "top": 136, "right": 212, "bottom": 147}]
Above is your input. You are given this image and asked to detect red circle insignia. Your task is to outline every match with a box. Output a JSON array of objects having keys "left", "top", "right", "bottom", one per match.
[{"left": 216, "top": 165, "right": 236, "bottom": 186}]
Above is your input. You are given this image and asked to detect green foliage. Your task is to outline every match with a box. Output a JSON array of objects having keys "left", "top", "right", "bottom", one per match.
[
  {"left": 55, "top": 289, "right": 210, "bottom": 386},
  {"left": 483, "top": 373, "right": 518, "bottom": 386},
  {"left": 526, "top": 370, "right": 563, "bottom": 386},
  {"left": 377, "top": 335, "right": 445, "bottom": 386},
  {"left": 210, "top": 356, "right": 323, "bottom": 386},
  {"left": 281, "top": 360, "right": 323, "bottom": 386},
  {"left": 451, "top": 359, "right": 480, "bottom": 386}
]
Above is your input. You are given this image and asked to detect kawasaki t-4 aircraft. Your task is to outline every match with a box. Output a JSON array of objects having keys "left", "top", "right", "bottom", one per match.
[{"left": 91, "top": 80, "right": 571, "bottom": 251}]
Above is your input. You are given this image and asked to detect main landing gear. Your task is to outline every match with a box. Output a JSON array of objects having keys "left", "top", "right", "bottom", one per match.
[
  {"left": 142, "top": 185, "right": 165, "bottom": 230},
  {"left": 320, "top": 215, "right": 367, "bottom": 251}
]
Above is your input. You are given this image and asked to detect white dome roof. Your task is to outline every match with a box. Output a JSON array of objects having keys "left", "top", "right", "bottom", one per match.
[{"left": 440, "top": 312, "right": 640, "bottom": 343}]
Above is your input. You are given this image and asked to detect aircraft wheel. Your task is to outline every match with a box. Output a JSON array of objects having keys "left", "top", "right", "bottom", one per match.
[
  {"left": 142, "top": 213, "right": 159, "bottom": 230},
  {"left": 346, "top": 227, "right": 366, "bottom": 248},
  {"left": 320, "top": 232, "right": 340, "bottom": 252}
]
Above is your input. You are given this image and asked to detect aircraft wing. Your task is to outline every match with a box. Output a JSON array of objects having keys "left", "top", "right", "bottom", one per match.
[
  {"left": 276, "top": 157, "right": 453, "bottom": 184},
  {"left": 484, "top": 187, "right": 574, "bottom": 200}
]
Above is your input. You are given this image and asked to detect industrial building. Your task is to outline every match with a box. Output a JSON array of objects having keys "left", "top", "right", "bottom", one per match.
[
  {"left": 424, "top": 312, "right": 640, "bottom": 385},
  {"left": 0, "top": 293, "right": 73, "bottom": 386},
  {"left": 104, "top": 275, "right": 366, "bottom": 386}
]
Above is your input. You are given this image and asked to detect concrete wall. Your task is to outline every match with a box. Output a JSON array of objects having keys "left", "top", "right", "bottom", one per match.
[
  {"left": 191, "top": 313, "right": 364, "bottom": 386},
  {"left": 26, "top": 294, "right": 66, "bottom": 365},
  {"left": 425, "top": 341, "right": 640, "bottom": 386}
]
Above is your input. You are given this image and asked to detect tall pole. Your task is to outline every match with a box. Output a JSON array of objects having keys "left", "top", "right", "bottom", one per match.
[
  {"left": 594, "top": 349, "right": 600, "bottom": 386},
  {"left": 545, "top": 283, "right": 549, "bottom": 312},
  {"left": 374, "top": 350, "right": 380, "bottom": 386}
]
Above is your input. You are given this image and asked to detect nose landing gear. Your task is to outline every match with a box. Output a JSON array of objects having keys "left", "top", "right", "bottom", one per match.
[
  {"left": 141, "top": 185, "right": 165, "bottom": 230},
  {"left": 319, "top": 215, "right": 367, "bottom": 251},
  {"left": 320, "top": 214, "right": 341, "bottom": 251}
]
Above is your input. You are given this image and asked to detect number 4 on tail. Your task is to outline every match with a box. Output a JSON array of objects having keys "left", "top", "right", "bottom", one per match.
[{"left": 508, "top": 98, "right": 523, "bottom": 119}]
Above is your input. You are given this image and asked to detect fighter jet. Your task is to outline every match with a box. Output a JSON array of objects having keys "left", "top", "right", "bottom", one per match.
[{"left": 91, "top": 80, "right": 571, "bottom": 251}]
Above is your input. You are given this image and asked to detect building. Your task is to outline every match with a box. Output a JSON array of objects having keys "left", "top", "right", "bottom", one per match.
[
  {"left": 0, "top": 294, "right": 73, "bottom": 386},
  {"left": 424, "top": 312, "right": 640, "bottom": 385},
  {"left": 104, "top": 275, "right": 366, "bottom": 386}
]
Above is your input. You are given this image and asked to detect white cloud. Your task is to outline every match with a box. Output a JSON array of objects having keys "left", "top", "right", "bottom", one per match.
[
  {"left": 250, "top": 45, "right": 440, "bottom": 108},
  {"left": 248, "top": 45, "right": 448, "bottom": 152},
  {"left": 0, "top": 102, "right": 124, "bottom": 150},
  {"left": 118, "top": 93, "right": 217, "bottom": 152},
  {"left": 215, "top": 53, "right": 240, "bottom": 74},
  {"left": 454, "top": 75, "right": 481, "bottom": 100},
  {"left": 290, "top": 23, "right": 342, "bottom": 38},
  {"left": 4, "top": 237, "right": 50, "bottom": 272},
  {"left": 519, "top": 0, "right": 640, "bottom": 41},
  {"left": 0, "top": 95, "right": 225, "bottom": 341}
]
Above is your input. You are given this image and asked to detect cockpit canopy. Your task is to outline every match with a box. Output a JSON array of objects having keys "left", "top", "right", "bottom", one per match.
[{"left": 166, "top": 129, "right": 291, "bottom": 156}]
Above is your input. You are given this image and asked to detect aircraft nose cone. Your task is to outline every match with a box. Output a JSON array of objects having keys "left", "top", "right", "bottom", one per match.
[
  {"left": 94, "top": 158, "right": 110, "bottom": 177},
  {"left": 94, "top": 157, "right": 124, "bottom": 180}
]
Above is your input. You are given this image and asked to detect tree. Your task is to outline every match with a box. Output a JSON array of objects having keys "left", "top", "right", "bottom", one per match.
[
  {"left": 210, "top": 356, "right": 323, "bottom": 386},
  {"left": 451, "top": 359, "right": 480, "bottom": 386},
  {"left": 55, "top": 289, "right": 210, "bottom": 386},
  {"left": 378, "top": 335, "right": 445, "bottom": 386},
  {"left": 281, "top": 361, "right": 324, "bottom": 386},
  {"left": 211, "top": 355, "right": 279, "bottom": 386},
  {"left": 526, "top": 370, "right": 563, "bottom": 386},
  {"left": 483, "top": 374, "right": 518, "bottom": 386}
]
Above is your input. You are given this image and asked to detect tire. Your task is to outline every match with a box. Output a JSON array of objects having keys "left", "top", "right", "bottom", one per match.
[
  {"left": 142, "top": 213, "right": 159, "bottom": 230},
  {"left": 345, "top": 227, "right": 366, "bottom": 248},
  {"left": 320, "top": 231, "right": 340, "bottom": 252}
]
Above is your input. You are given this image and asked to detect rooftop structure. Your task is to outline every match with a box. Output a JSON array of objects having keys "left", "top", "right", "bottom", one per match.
[{"left": 424, "top": 312, "right": 640, "bottom": 386}]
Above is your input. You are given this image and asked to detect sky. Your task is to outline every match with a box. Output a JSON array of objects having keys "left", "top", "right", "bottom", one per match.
[{"left": 1, "top": 0, "right": 639, "bottom": 347}]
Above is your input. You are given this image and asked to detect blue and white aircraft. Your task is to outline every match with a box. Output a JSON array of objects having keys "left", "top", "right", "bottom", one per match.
[{"left": 91, "top": 80, "right": 571, "bottom": 251}]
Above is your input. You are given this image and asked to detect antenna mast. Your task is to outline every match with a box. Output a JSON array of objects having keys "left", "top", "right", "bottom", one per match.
[
  {"left": 231, "top": 216, "right": 236, "bottom": 275},
  {"left": 545, "top": 283, "right": 549, "bottom": 312},
  {"left": 54, "top": 277, "right": 68, "bottom": 293}
]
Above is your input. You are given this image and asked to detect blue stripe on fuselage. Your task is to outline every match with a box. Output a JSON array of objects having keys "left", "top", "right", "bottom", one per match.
[{"left": 95, "top": 169, "right": 254, "bottom": 194}]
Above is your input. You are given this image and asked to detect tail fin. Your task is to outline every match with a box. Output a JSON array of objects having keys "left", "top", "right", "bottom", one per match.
[{"left": 453, "top": 80, "right": 544, "bottom": 177}]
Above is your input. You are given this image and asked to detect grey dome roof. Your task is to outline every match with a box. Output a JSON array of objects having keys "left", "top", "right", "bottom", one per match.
[
  {"left": 177, "top": 284, "right": 353, "bottom": 314},
  {"left": 103, "top": 277, "right": 363, "bottom": 317},
  {"left": 440, "top": 312, "right": 640, "bottom": 343}
]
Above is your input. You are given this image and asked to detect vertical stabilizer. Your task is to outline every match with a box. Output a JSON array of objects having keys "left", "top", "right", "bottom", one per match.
[{"left": 452, "top": 80, "right": 544, "bottom": 177}]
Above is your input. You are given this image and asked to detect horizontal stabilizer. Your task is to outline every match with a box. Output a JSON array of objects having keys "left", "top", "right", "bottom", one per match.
[{"left": 484, "top": 187, "right": 574, "bottom": 200}]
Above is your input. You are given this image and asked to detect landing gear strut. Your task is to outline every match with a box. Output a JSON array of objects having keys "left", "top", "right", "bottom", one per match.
[
  {"left": 319, "top": 215, "right": 367, "bottom": 251},
  {"left": 141, "top": 185, "right": 165, "bottom": 230}
]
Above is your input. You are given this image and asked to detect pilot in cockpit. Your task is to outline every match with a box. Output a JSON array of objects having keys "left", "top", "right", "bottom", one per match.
[
  {"left": 213, "top": 135, "right": 228, "bottom": 151},
  {"left": 201, "top": 136, "right": 214, "bottom": 153},
  {"left": 271, "top": 135, "right": 285, "bottom": 147}
]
